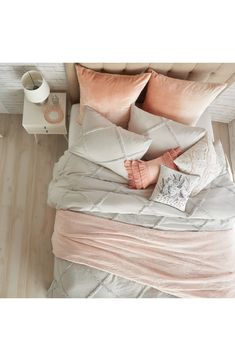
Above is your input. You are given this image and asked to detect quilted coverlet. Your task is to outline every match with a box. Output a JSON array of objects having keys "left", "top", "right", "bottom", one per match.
[{"left": 47, "top": 147, "right": 235, "bottom": 297}]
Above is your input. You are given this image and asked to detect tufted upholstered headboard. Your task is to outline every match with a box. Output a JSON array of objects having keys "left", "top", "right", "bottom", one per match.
[{"left": 65, "top": 63, "right": 235, "bottom": 104}]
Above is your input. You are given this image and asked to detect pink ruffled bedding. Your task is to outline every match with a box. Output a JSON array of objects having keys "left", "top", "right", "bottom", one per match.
[{"left": 52, "top": 210, "right": 235, "bottom": 298}]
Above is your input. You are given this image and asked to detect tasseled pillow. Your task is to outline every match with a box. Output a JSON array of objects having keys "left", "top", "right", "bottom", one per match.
[{"left": 125, "top": 147, "right": 182, "bottom": 189}]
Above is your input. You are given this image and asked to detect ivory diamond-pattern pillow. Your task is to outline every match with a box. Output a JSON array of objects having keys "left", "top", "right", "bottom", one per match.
[
  {"left": 128, "top": 105, "right": 206, "bottom": 160},
  {"left": 150, "top": 165, "right": 199, "bottom": 211},
  {"left": 69, "top": 106, "right": 152, "bottom": 179},
  {"left": 174, "top": 136, "right": 226, "bottom": 195}
]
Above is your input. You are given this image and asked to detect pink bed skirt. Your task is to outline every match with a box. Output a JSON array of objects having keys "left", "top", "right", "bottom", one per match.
[{"left": 52, "top": 210, "right": 235, "bottom": 298}]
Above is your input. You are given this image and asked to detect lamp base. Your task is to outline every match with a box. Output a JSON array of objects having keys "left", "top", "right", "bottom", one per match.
[{"left": 35, "top": 96, "right": 49, "bottom": 106}]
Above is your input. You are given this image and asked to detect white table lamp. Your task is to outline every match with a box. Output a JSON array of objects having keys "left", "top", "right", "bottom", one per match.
[{"left": 21, "top": 70, "right": 50, "bottom": 104}]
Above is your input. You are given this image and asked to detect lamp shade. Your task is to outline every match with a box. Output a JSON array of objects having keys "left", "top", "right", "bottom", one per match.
[{"left": 21, "top": 70, "right": 50, "bottom": 103}]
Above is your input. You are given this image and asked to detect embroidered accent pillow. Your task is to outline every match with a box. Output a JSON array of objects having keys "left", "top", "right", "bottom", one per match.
[
  {"left": 174, "top": 136, "right": 226, "bottom": 195},
  {"left": 75, "top": 64, "right": 151, "bottom": 128},
  {"left": 69, "top": 106, "right": 152, "bottom": 179},
  {"left": 143, "top": 69, "right": 226, "bottom": 126},
  {"left": 124, "top": 147, "right": 182, "bottom": 189},
  {"left": 128, "top": 105, "right": 205, "bottom": 160},
  {"left": 150, "top": 165, "right": 199, "bottom": 211}
]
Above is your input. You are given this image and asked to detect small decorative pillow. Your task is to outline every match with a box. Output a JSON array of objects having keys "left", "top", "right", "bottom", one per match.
[
  {"left": 150, "top": 165, "right": 199, "bottom": 212},
  {"left": 174, "top": 135, "right": 226, "bottom": 195},
  {"left": 143, "top": 70, "right": 226, "bottom": 126},
  {"left": 128, "top": 105, "right": 205, "bottom": 160},
  {"left": 75, "top": 64, "right": 151, "bottom": 128},
  {"left": 69, "top": 106, "right": 152, "bottom": 179},
  {"left": 124, "top": 147, "right": 182, "bottom": 189}
]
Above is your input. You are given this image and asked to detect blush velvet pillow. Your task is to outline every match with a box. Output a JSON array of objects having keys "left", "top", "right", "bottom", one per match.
[
  {"left": 124, "top": 147, "right": 182, "bottom": 189},
  {"left": 142, "top": 69, "right": 226, "bottom": 126},
  {"left": 75, "top": 64, "right": 151, "bottom": 128},
  {"left": 128, "top": 105, "right": 205, "bottom": 160},
  {"left": 70, "top": 106, "right": 152, "bottom": 179}
]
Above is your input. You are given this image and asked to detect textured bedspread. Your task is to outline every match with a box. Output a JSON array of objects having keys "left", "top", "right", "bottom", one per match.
[
  {"left": 48, "top": 148, "right": 235, "bottom": 231},
  {"left": 48, "top": 258, "right": 176, "bottom": 298},
  {"left": 47, "top": 148, "right": 235, "bottom": 298}
]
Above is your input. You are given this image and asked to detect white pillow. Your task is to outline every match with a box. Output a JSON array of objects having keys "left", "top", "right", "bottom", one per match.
[
  {"left": 128, "top": 105, "right": 206, "bottom": 160},
  {"left": 69, "top": 106, "right": 152, "bottom": 179},
  {"left": 174, "top": 136, "right": 226, "bottom": 195},
  {"left": 150, "top": 165, "right": 199, "bottom": 211}
]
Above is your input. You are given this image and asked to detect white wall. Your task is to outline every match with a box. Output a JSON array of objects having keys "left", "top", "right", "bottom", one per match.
[
  {"left": 208, "top": 83, "right": 235, "bottom": 123},
  {"left": 0, "top": 63, "right": 67, "bottom": 114}
]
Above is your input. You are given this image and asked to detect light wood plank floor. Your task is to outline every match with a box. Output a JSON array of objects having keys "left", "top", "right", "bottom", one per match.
[
  {"left": 0, "top": 114, "right": 67, "bottom": 297},
  {"left": 0, "top": 116, "right": 231, "bottom": 298}
]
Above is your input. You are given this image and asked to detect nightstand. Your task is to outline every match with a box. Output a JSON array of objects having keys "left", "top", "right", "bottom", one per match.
[{"left": 22, "top": 92, "right": 67, "bottom": 144}]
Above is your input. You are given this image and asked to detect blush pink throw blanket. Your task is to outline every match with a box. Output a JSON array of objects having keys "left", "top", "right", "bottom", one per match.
[{"left": 52, "top": 210, "right": 235, "bottom": 298}]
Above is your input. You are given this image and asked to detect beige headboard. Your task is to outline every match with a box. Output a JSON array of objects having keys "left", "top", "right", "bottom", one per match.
[{"left": 65, "top": 63, "right": 235, "bottom": 104}]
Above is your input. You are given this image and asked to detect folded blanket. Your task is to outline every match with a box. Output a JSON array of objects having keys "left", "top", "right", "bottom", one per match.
[{"left": 52, "top": 210, "right": 235, "bottom": 298}]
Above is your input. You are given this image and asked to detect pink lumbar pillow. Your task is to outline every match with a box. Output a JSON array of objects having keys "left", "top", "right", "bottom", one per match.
[
  {"left": 142, "top": 69, "right": 227, "bottom": 126},
  {"left": 124, "top": 147, "right": 182, "bottom": 189},
  {"left": 75, "top": 64, "right": 151, "bottom": 128}
]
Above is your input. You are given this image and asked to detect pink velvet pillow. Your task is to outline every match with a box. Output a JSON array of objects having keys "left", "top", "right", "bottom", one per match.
[
  {"left": 143, "top": 69, "right": 227, "bottom": 126},
  {"left": 124, "top": 147, "right": 182, "bottom": 189},
  {"left": 76, "top": 64, "right": 151, "bottom": 128}
]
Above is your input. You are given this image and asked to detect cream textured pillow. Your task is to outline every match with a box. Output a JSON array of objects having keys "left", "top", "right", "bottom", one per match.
[
  {"left": 75, "top": 64, "right": 151, "bottom": 128},
  {"left": 150, "top": 165, "right": 199, "bottom": 211},
  {"left": 174, "top": 136, "right": 226, "bottom": 195},
  {"left": 143, "top": 70, "right": 227, "bottom": 126},
  {"left": 128, "top": 105, "right": 206, "bottom": 160},
  {"left": 69, "top": 106, "right": 152, "bottom": 179}
]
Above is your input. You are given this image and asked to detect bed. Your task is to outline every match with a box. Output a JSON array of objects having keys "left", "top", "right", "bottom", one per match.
[{"left": 47, "top": 63, "right": 235, "bottom": 298}]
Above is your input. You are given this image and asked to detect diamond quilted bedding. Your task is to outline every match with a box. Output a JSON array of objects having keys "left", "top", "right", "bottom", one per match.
[
  {"left": 47, "top": 145, "right": 235, "bottom": 298},
  {"left": 48, "top": 258, "right": 176, "bottom": 298}
]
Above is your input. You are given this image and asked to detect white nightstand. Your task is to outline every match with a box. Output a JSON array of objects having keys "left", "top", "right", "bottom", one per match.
[{"left": 22, "top": 92, "right": 67, "bottom": 144}]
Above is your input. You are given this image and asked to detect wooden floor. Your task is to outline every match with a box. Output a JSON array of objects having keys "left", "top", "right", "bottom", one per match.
[
  {"left": 0, "top": 114, "right": 67, "bottom": 297},
  {"left": 0, "top": 115, "right": 231, "bottom": 298}
]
